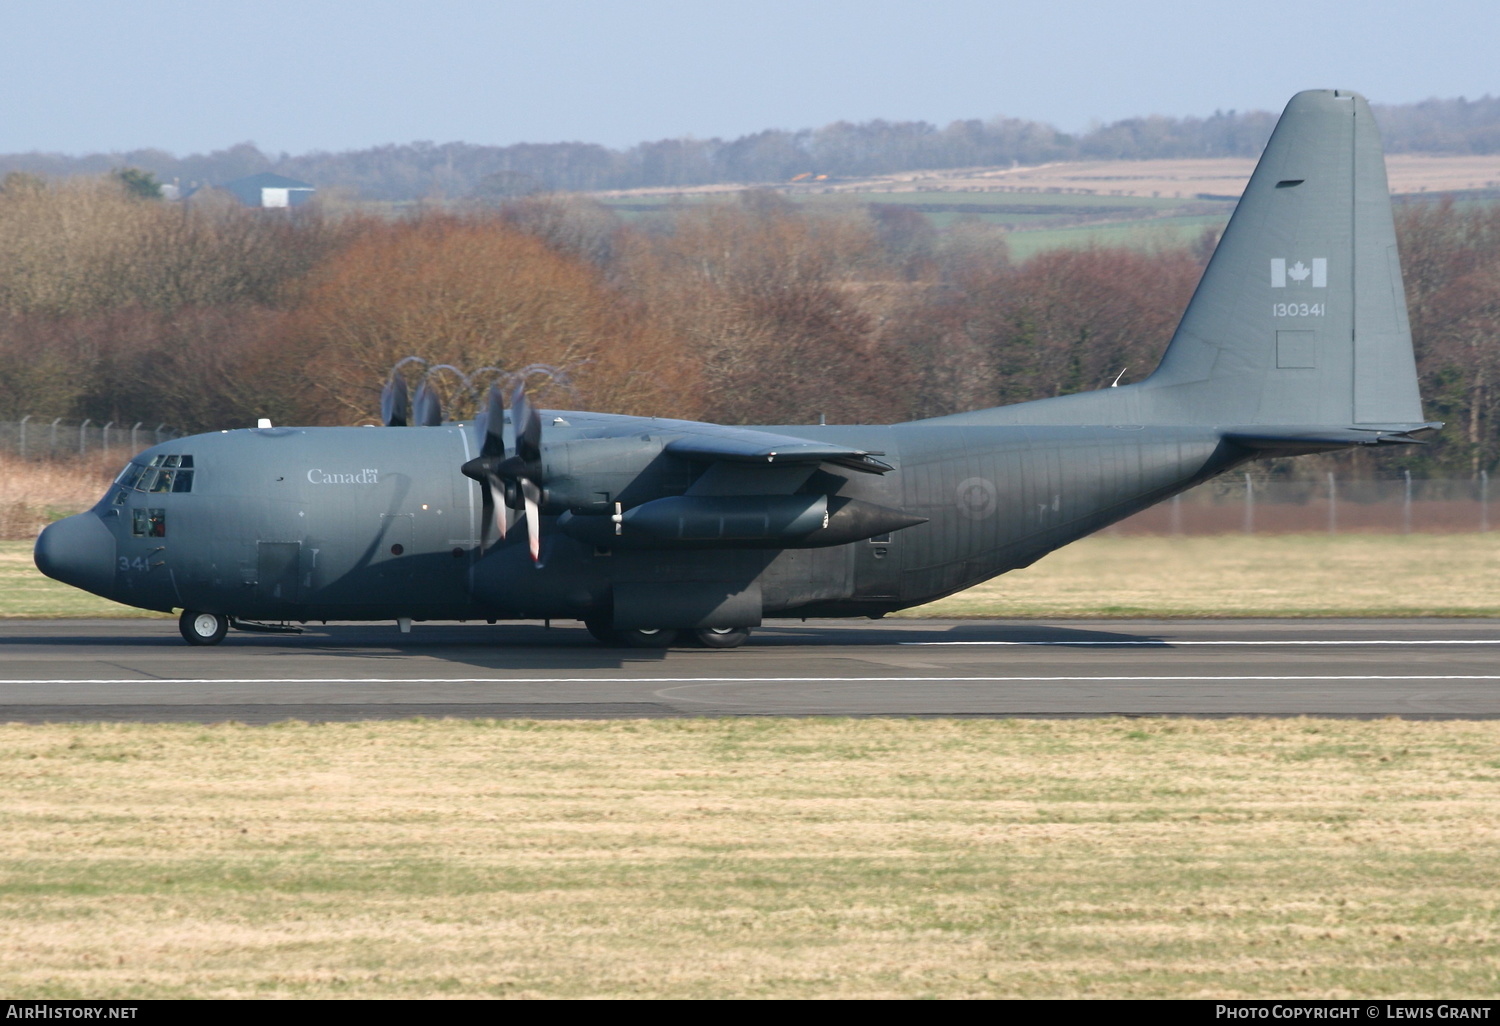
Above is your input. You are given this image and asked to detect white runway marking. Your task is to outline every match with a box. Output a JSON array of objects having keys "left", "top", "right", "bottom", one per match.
[
  {"left": 900, "top": 640, "right": 1500, "bottom": 647},
  {"left": 3, "top": 675, "right": 1500, "bottom": 686}
]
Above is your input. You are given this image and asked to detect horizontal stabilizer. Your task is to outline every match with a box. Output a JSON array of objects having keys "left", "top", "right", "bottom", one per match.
[
  {"left": 666, "top": 427, "right": 891, "bottom": 473},
  {"left": 1223, "top": 422, "right": 1441, "bottom": 453}
]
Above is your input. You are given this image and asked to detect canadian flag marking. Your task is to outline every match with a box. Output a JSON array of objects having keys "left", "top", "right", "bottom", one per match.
[{"left": 1271, "top": 258, "right": 1327, "bottom": 288}]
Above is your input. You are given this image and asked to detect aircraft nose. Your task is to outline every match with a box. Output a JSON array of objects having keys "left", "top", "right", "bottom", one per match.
[{"left": 34, "top": 513, "right": 117, "bottom": 597}]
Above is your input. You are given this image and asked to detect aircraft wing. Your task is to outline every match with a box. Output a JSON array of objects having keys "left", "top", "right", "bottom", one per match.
[{"left": 664, "top": 426, "right": 892, "bottom": 474}]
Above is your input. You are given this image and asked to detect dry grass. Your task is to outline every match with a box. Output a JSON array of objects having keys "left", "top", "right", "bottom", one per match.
[
  {"left": 0, "top": 453, "right": 119, "bottom": 541},
  {"left": 0, "top": 717, "right": 1497, "bottom": 998},
  {"left": 905, "top": 534, "right": 1500, "bottom": 618}
]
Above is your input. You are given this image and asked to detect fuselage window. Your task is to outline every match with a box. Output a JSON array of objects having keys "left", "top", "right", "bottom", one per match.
[{"left": 131, "top": 508, "right": 166, "bottom": 538}]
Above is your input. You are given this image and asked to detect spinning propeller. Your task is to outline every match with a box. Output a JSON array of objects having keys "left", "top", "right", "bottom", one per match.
[
  {"left": 379, "top": 372, "right": 409, "bottom": 427},
  {"left": 411, "top": 379, "right": 443, "bottom": 427},
  {"left": 462, "top": 383, "right": 546, "bottom": 564}
]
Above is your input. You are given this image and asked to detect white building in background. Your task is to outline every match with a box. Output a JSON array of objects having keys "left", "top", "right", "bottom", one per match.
[{"left": 221, "top": 172, "right": 316, "bottom": 208}]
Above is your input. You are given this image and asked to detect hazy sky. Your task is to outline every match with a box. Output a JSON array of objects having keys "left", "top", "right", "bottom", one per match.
[{"left": 2, "top": 0, "right": 1496, "bottom": 156}]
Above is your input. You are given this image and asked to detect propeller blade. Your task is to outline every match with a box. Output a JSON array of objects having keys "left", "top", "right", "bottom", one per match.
[
  {"left": 412, "top": 380, "right": 442, "bottom": 427},
  {"left": 480, "top": 384, "right": 507, "bottom": 459},
  {"left": 521, "top": 477, "right": 542, "bottom": 564},
  {"left": 489, "top": 478, "right": 510, "bottom": 542},
  {"left": 511, "top": 384, "right": 542, "bottom": 463},
  {"left": 380, "top": 373, "right": 408, "bottom": 427},
  {"left": 463, "top": 386, "right": 542, "bottom": 557}
]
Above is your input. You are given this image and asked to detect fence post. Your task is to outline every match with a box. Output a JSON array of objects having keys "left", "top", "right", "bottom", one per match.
[
  {"left": 1403, "top": 469, "right": 1413, "bottom": 534},
  {"left": 1483, "top": 470, "right": 1491, "bottom": 533},
  {"left": 131, "top": 422, "right": 142, "bottom": 452},
  {"left": 102, "top": 421, "right": 114, "bottom": 452},
  {"left": 50, "top": 417, "right": 61, "bottom": 457},
  {"left": 78, "top": 419, "right": 91, "bottom": 456},
  {"left": 155, "top": 424, "right": 168, "bottom": 445},
  {"left": 1327, "top": 471, "right": 1337, "bottom": 535},
  {"left": 18, "top": 415, "right": 29, "bottom": 459},
  {"left": 1243, "top": 472, "right": 1254, "bottom": 534}
]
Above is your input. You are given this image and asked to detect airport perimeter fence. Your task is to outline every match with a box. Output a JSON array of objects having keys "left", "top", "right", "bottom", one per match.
[
  {"left": 1111, "top": 470, "right": 1493, "bottom": 535},
  {"left": 0, "top": 417, "right": 179, "bottom": 460},
  {"left": 1, "top": 418, "right": 1490, "bottom": 535}
]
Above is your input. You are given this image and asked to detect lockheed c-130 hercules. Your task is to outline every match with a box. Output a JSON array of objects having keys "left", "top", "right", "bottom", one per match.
[{"left": 36, "top": 90, "right": 1438, "bottom": 648}]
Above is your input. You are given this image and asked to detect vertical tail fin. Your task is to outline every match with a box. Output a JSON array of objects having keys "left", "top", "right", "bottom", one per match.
[{"left": 1147, "top": 89, "right": 1426, "bottom": 428}]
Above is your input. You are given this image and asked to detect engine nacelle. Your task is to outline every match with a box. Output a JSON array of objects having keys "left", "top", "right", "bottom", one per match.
[
  {"left": 530, "top": 436, "right": 688, "bottom": 513},
  {"left": 556, "top": 494, "right": 926, "bottom": 550}
]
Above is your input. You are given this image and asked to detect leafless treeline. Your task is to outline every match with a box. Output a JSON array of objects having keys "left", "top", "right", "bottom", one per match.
[
  {"left": 4, "top": 97, "right": 1499, "bottom": 202},
  {"left": 0, "top": 172, "right": 1495, "bottom": 477}
]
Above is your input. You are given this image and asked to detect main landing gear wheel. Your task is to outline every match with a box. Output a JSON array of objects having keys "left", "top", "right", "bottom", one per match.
[
  {"left": 179, "top": 609, "right": 229, "bottom": 646},
  {"left": 690, "top": 627, "right": 751, "bottom": 649},
  {"left": 616, "top": 627, "right": 679, "bottom": 649},
  {"left": 584, "top": 618, "right": 679, "bottom": 648}
]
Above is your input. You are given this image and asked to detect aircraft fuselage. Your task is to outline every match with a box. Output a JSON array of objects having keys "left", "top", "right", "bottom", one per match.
[{"left": 39, "top": 416, "right": 1239, "bottom": 626}]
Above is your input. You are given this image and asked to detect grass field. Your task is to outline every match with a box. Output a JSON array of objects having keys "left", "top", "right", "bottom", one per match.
[
  {"left": 597, "top": 188, "right": 1233, "bottom": 259},
  {"left": 1, "top": 717, "right": 1497, "bottom": 998},
  {"left": 904, "top": 533, "right": 1500, "bottom": 619},
  {"left": 1001, "top": 213, "right": 1230, "bottom": 261},
  {"left": 592, "top": 154, "right": 1500, "bottom": 260},
  {"left": 5, "top": 533, "right": 1497, "bottom": 621}
]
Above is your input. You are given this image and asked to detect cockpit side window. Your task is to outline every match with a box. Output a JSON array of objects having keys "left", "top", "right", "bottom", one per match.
[
  {"left": 115, "top": 463, "right": 145, "bottom": 490},
  {"left": 131, "top": 508, "right": 166, "bottom": 537}
]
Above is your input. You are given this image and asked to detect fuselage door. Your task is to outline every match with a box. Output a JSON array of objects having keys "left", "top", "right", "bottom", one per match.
[{"left": 256, "top": 542, "right": 302, "bottom": 605}]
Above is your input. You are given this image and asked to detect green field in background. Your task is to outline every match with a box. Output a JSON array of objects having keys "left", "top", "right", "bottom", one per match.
[
  {"left": 594, "top": 188, "right": 1234, "bottom": 258},
  {"left": 1001, "top": 213, "right": 1230, "bottom": 260}
]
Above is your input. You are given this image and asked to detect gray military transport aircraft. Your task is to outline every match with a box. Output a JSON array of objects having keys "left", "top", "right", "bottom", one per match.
[{"left": 35, "top": 90, "right": 1437, "bottom": 649}]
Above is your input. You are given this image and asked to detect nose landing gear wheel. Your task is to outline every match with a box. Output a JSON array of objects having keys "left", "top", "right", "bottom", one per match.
[
  {"left": 690, "top": 627, "right": 751, "bottom": 649},
  {"left": 179, "top": 609, "right": 229, "bottom": 646}
]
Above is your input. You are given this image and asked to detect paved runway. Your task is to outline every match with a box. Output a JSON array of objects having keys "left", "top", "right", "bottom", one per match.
[{"left": 0, "top": 618, "right": 1498, "bottom": 722}]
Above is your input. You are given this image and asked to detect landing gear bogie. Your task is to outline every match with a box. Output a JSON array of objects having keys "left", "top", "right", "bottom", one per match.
[{"left": 585, "top": 619, "right": 750, "bottom": 649}]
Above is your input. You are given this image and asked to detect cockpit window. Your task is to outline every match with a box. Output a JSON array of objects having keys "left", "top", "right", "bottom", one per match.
[
  {"left": 115, "top": 463, "right": 145, "bottom": 490},
  {"left": 118, "top": 456, "right": 195, "bottom": 494}
]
